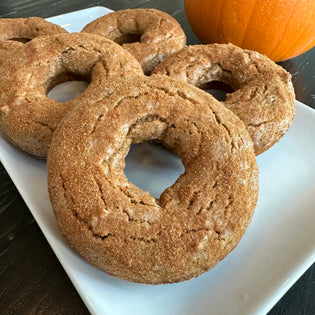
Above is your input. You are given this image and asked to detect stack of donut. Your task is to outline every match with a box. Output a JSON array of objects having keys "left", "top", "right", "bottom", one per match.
[{"left": 0, "top": 9, "right": 295, "bottom": 284}]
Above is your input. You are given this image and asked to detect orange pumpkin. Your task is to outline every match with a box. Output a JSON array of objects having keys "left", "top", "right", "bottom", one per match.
[{"left": 184, "top": 0, "right": 315, "bottom": 61}]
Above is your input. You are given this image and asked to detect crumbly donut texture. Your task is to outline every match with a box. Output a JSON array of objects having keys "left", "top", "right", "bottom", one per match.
[
  {"left": 82, "top": 8, "right": 186, "bottom": 74},
  {"left": 152, "top": 43, "right": 296, "bottom": 155},
  {"left": 47, "top": 75, "right": 259, "bottom": 284},
  {"left": 0, "top": 17, "right": 68, "bottom": 64},
  {"left": 0, "top": 32, "right": 143, "bottom": 158}
]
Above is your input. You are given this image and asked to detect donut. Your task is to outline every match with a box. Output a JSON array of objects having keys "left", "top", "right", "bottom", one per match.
[
  {"left": 0, "top": 32, "right": 143, "bottom": 158},
  {"left": 0, "top": 17, "right": 67, "bottom": 64},
  {"left": 47, "top": 75, "right": 259, "bottom": 284},
  {"left": 152, "top": 43, "right": 296, "bottom": 155},
  {"left": 81, "top": 9, "right": 186, "bottom": 74}
]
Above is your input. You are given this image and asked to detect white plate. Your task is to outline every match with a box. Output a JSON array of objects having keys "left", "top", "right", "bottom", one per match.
[{"left": 1, "top": 7, "right": 315, "bottom": 315}]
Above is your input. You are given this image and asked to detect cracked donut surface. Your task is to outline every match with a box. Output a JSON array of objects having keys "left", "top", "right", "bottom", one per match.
[
  {"left": 0, "top": 32, "right": 143, "bottom": 158},
  {"left": 152, "top": 43, "right": 296, "bottom": 155},
  {"left": 82, "top": 8, "right": 186, "bottom": 74},
  {"left": 0, "top": 17, "right": 68, "bottom": 65},
  {"left": 47, "top": 75, "right": 259, "bottom": 284}
]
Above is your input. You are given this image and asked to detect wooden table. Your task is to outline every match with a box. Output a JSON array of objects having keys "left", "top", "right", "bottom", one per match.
[{"left": 0, "top": 0, "right": 314, "bottom": 314}]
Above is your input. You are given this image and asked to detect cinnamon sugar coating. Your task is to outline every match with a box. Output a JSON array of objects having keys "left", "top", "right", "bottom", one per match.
[
  {"left": 47, "top": 75, "right": 258, "bottom": 284},
  {"left": 152, "top": 44, "right": 296, "bottom": 155},
  {"left": 0, "top": 17, "right": 68, "bottom": 64},
  {"left": 0, "top": 32, "right": 143, "bottom": 158},
  {"left": 82, "top": 9, "right": 186, "bottom": 74}
]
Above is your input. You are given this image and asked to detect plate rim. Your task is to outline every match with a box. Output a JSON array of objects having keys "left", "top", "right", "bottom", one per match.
[{"left": 0, "top": 6, "right": 314, "bottom": 315}]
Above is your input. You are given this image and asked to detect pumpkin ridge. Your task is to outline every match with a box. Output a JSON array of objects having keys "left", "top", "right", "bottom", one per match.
[
  {"left": 264, "top": 0, "right": 298, "bottom": 58},
  {"left": 277, "top": 2, "right": 315, "bottom": 61},
  {"left": 216, "top": 0, "right": 224, "bottom": 42},
  {"left": 239, "top": 0, "right": 258, "bottom": 47}
]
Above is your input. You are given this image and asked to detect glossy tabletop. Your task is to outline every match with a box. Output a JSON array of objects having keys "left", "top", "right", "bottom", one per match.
[{"left": 0, "top": 0, "right": 314, "bottom": 314}]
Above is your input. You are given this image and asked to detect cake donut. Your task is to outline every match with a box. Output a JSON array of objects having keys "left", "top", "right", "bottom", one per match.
[
  {"left": 0, "top": 32, "right": 143, "bottom": 158},
  {"left": 152, "top": 43, "right": 296, "bottom": 155},
  {"left": 47, "top": 75, "right": 259, "bottom": 284},
  {"left": 82, "top": 9, "right": 186, "bottom": 74},
  {"left": 0, "top": 17, "right": 68, "bottom": 64}
]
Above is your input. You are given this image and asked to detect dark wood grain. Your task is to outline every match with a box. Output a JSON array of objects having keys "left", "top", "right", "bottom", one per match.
[
  {"left": 0, "top": 165, "right": 89, "bottom": 314},
  {"left": 0, "top": 0, "right": 314, "bottom": 314}
]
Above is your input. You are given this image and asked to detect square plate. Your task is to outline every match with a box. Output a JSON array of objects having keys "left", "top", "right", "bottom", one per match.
[{"left": 1, "top": 7, "right": 315, "bottom": 315}]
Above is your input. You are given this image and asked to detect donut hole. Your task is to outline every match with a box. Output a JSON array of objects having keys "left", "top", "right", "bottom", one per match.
[
  {"left": 8, "top": 37, "right": 32, "bottom": 43},
  {"left": 115, "top": 33, "right": 142, "bottom": 45},
  {"left": 47, "top": 73, "right": 90, "bottom": 102},
  {"left": 124, "top": 142, "right": 184, "bottom": 198},
  {"left": 199, "top": 81, "right": 234, "bottom": 101}
]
